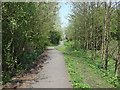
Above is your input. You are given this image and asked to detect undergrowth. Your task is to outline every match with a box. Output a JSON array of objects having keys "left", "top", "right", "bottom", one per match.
[
  {"left": 2, "top": 49, "right": 44, "bottom": 84},
  {"left": 56, "top": 41, "right": 119, "bottom": 88}
]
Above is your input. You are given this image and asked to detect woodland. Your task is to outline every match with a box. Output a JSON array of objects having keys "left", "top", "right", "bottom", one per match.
[
  {"left": 2, "top": 2, "right": 61, "bottom": 83},
  {"left": 63, "top": 2, "right": 120, "bottom": 88},
  {"left": 1, "top": 1, "right": 120, "bottom": 88}
]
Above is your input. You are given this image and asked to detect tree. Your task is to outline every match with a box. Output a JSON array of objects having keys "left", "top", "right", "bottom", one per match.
[{"left": 2, "top": 2, "right": 61, "bottom": 83}]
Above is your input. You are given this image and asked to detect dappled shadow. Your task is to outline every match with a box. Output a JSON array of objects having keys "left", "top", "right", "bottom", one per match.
[{"left": 3, "top": 51, "right": 48, "bottom": 89}]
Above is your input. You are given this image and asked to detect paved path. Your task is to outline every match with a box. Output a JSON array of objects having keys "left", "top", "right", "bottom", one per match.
[{"left": 31, "top": 46, "right": 72, "bottom": 88}]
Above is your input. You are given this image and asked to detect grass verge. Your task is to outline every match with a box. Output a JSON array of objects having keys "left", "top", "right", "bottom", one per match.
[{"left": 56, "top": 42, "right": 118, "bottom": 88}]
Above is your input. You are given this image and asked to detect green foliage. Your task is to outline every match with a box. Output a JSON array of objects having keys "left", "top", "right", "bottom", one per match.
[
  {"left": 64, "top": 2, "right": 120, "bottom": 86},
  {"left": 49, "top": 30, "right": 61, "bottom": 45},
  {"left": 21, "top": 49, "right": 43, "bottom": 70},
  {"left": 65, "top": 56, "right": 90, "bottom": 88},
  {"left": 56, "top": 44, "right": 91, "bottom": 88},
  {"left": 2, "top": 49, "right": 43, "bottom": 84},
  {"left": 65, "top": 2, "right": 105, "bottom": 50},
  {"left": 2, "top": 2, "right": 60, "bottom": 84},
  {"left": 56, "top": 42, "right": 119, "bottom": 88},
  {"left": 2, "top": 73, "right": 12, "bottom": 84}
]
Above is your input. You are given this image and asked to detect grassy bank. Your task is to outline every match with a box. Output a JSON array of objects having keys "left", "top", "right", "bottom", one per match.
[{"left": 56, "top": 42, "right": 118, "bottom": 88}]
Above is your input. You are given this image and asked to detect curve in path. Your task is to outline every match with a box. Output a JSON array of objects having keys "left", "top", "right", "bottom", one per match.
[{"left": 31, "top": 47, "right": 72, "bottom": 88}]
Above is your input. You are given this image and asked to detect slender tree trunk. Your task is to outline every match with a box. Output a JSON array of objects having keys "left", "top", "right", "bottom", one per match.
[
  {"left": 90, "top": 2, "right": 96, "bottom": 60},
  {"left": 115, "top": 41, "right": 120, "bottom": 75},
  {"left": 115, "top": 2, "right": 120, "bottom": 75},
  {"left": 102, "top": 2, "right": 111, "bottom": 70},
  {"left": 102, "top": 3, "right": 106, "bottom": 69}
]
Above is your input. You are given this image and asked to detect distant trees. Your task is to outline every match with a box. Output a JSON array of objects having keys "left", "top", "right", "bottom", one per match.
[
  {"left": 65, "top": 1, "right": 120, "bottom": 75},
  {"left": 2, "top": 2, "right": 61, "bottom": 83},
  {"left": 49, "top": 30, "right": 61, "bottom": 45}
]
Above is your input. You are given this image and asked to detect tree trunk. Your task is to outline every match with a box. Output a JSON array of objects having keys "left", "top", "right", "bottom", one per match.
[
  {"left": 115, "top": 41, "right": 120, "bottom": 75},
  {"left": 115, "top": 2, "right": 120, "bottom": 75},
  {"left": 102, "top": 2, "right": 111, "bottom": 70}
]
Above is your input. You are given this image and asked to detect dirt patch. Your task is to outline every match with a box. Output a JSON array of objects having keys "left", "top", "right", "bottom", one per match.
[{"left": 3, "top": 51, "right": 48, "bottom": 89}]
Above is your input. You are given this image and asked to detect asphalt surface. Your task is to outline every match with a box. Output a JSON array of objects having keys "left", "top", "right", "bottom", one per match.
[{"left": 31, "top": 46, "right": 72, "bottom": 88}]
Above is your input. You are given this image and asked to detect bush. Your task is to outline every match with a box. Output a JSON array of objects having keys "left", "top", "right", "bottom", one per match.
[{"left": 49, "top": 31, "right": 61, "bottom": 45}]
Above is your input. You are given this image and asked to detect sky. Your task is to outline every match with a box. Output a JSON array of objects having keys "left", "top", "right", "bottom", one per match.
[
  {"left": 58, "top": 1, "right": 120, "bottom": 28},
  {"left": 59, "top": 2, "right": 72, "bottom": 28}
]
